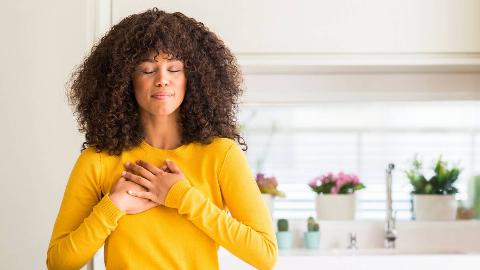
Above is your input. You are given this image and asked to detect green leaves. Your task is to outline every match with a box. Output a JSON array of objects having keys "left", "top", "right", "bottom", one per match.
[
  {"left": 337, "top": 183, "right": 366, "bottom": 194},
  {"left": 354, "top": 183, "right": 366, "bottom": 191},
  {"left": 309, "top": 181, "right": 332, "bottom": 194},
  {"left": 405, "top": 155, "right": 461, "bottom": 195}
]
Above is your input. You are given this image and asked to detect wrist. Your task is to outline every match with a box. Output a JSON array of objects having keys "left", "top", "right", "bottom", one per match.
[{"left": 109, "top": 192, "right": 127, "bottom": 212}]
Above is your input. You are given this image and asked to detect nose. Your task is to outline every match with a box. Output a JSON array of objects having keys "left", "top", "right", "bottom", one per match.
[
  {"left": 154, "top": 71, "right": 169, "bottom": 87},
  {"left": 156, "top": 79, "right": 168, "bottom": 87},
  {"left": 155, "top": 78, "right": 169, "bottom": 87}
]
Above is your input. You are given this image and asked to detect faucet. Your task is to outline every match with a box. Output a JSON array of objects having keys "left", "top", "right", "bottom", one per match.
[
  {"left": 385, "top": 163, "right": 397, "bottom": 249},
  {"left": 347, "top": 232, "right": 358, "bottom": 249}
]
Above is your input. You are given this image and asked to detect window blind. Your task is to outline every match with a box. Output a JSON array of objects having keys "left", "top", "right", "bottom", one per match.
[{"left": 239, "top": 101, "right": 480, "bottom": 220}]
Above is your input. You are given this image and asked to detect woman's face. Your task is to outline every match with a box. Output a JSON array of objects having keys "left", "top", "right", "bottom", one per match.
[{"left": 132, "top": 51, "right": 186, "bottom": 118}]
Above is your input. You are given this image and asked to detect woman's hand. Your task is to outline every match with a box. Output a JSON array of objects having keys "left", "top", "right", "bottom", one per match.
[
  {"left": 109, "top": 176, "right": 158, "bottom": 214},
  {"left": 122, "top": 159, "right": 185, "bottom": 205}
]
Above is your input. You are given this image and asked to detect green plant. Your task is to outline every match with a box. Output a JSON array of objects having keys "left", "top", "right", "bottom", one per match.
[
  {"left": 471, "top": 176, "right": 480, "bottom": 218},
  {"left": 405, "top": 155, "right": 461, "bottom": 195},
  {"left": 307, "top": 216, "right": 319, "bottom": 232},
  {"left": 277, "top": 219, "right": 289, "bottom": 232}
]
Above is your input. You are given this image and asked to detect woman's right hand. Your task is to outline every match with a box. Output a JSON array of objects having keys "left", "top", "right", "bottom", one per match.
[{"left": 109, "top": 176, "right": 158, "bottom": 214}]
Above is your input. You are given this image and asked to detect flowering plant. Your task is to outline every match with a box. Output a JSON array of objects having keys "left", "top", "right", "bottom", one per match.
[
  {"left": 308, "top": 172, "right": 365, "bottom": 194},
  {"left": 256, "top": 173, "right": 286, "bottom": 197}
]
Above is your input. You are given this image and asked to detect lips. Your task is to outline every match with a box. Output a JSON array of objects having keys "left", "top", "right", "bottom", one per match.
[{"left": 151, "top": 91, "right": 174, "bottom": 100}]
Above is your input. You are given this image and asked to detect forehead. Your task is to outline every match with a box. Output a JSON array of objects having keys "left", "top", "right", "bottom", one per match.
[{"left": 140, "top": 51, "right": 180, "bottom": 63}]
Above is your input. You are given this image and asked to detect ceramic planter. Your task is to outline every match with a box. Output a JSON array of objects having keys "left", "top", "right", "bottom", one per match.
[
  {"left": 276, "top": 231, "right": 292, "bottom": 250},
  {"left": 303, "top": 231, "right": 320, "bottom": 249},
  {"left": 316, "top": 193, "right": 356, "bottom": 220},
  {"left": 413, "top": 194, "right": 457, "bottom": 220}
]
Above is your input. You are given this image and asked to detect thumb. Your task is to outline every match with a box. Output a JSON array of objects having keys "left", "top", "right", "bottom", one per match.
[{"left": 165, "top": 159, "right": 181, "bottom": 174}]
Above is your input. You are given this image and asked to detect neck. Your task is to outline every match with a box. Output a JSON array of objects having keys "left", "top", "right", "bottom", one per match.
[{"left": 140, "top": 111, "right": 182, "bottom": 150}]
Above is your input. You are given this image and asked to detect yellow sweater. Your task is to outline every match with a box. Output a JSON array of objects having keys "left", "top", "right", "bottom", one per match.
[{"left": 47, "top": 137, "right": 277, "bottom": 270}]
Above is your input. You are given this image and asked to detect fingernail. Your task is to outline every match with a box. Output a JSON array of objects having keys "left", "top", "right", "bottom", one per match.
[
  {"left": 125, "top": 161, "right": 130, "bottom": 166},
  {"left": 127, "top": 190, "right": 133, "bottom": 195},
  {"left": 165, "top": 159, "right": 170, "bottom": 162},
  {"left": 122, "top": 171, "right": 126, "bottom": 176}
]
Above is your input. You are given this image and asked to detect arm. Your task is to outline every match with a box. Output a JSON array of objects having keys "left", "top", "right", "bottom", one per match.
[
  {"left": 46, "top": 148, "right": 125, "bottom": 270},
  {"left": 164, "top": 142, "right": 278, "bottom": 270}
]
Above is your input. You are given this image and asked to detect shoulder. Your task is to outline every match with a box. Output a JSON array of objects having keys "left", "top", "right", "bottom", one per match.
[
  {"left": 193, "top": 137, "right": 243, "bottom": 160},
  {"left": 208, "top": 137, "right": 237, "bottom": 150},
  {"left": 204, "top": 137, "right": 246, "bottom": 156},
  {"left": 75, "top": 146, "right": 111, "bottom": 170},
  {"left": 78, "top": 146, "right": 108, "bottom": 160},
  {"left": 207, "top": 137, "right": 247, "bottom": 162}
]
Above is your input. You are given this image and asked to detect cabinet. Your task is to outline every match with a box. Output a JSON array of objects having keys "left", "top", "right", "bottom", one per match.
[{"left": 98, "top": 0, "right": 480, "bottom": 72}]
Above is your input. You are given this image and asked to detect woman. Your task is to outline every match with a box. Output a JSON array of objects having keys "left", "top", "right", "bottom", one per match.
[{"left": 47, "top": 8, "right": 277, "bottom": 270}]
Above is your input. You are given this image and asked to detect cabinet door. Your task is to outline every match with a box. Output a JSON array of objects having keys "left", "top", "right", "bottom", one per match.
[{"left": 109, "top": 0, "right": 480, "bottom": 54}]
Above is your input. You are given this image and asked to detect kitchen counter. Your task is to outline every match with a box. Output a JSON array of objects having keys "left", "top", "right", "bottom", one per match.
[
  {"left": 219, "top": 247, "right": 480, "bottom": 270},
  {"left": 219, "top": 220, "right": 480, "bottom": 269}
]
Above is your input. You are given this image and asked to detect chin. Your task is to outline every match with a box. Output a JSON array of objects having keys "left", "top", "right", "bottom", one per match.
[{"left": 152, "top": 107, "right": 180, "bottom": 117}]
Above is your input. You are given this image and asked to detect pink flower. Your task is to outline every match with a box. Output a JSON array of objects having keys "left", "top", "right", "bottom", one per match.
[
  {"left": 308, "top": 177, "right": 321, "bottom": 189},
  {"left": 308, "top": 172, "right": 363, "bottom": 194},
  {"left": 351, "top": 175, "right": 359, "bottom": 185},
  {"left": 321, "top": 173, "right": 334, "bottom": 184}
]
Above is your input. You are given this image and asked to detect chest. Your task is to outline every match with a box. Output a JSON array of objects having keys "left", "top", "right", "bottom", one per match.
[{"left": 100, "top": 152, "right": 225, "bottom": 209}]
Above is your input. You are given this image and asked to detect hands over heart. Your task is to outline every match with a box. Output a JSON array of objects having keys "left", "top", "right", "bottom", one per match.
[{"left": 122, "top": 159, "right": 186, "bottom": 206}]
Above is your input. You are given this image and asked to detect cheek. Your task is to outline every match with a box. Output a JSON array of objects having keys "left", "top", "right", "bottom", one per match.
[
  {"left": 176, "top": 84, "right": 187, "bottom": 104},
  {"left": 133, "top": 78, "right": 151, "bottom": 101},
  {"left": 177, "top": 76, "right": 187, "bottom": 98}
]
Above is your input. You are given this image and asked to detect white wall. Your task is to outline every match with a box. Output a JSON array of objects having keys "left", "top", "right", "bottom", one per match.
[{"left": 0, "top": 1, "right": 89, "bottom": 269}]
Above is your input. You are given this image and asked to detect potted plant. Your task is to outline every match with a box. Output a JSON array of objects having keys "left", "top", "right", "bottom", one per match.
[
  {"left": 275, "top": 219, "right": 292, "bottom": 250},
  {"left": 308, "top": 172, "right": 365, "bottom": 220},
  {"left": 256, "top": 173, "right": 285, "bottom": 216},
  {"left": 304, "top": 216, "right": 320, "bottom": 249},
  {"left": 405, "top": 155, "right": 460, "bottom": 220},
  {"left": 472, "top": 176, "right": 480, "bottom": 219}
]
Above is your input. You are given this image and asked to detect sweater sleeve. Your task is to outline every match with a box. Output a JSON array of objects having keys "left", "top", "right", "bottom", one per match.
[
  {"left": 46, "top": 148, "right": 126, "bottom": 270},
  {"left": 164, "top": 142, "right": 278, "bottom": 270}
]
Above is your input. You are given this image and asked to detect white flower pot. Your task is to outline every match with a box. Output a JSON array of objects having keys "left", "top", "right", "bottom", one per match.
[
  {"left": 316, "top": 194, "right": 356, "bottom": 220},
  {"left": 261, "top": 194, "right": 274, "bottom": 217},
  {"left": 413, "top": 194, "right": 457, "bottom": 221}
]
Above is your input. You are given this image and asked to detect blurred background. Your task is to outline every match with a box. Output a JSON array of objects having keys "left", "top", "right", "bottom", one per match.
[{"left": 1, "top": 0, "right": 479, "bottom": 269}]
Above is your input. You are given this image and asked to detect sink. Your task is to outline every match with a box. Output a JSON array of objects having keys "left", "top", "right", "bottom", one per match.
[{"left": 330, "top": 248, "right": 468, "bottom": 256}]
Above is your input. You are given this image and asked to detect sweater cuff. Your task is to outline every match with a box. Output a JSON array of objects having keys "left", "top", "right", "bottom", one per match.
[
  {"left": 94, "top": 193, "right": 126, "bottom": 223},
  {"left": 164, "top": 179, "right": 192, "bottom": 209}
]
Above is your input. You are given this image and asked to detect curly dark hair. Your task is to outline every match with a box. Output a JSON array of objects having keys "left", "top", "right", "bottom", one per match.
[{"left": 67, "top": 8, "right": 247, "bottom": 155}]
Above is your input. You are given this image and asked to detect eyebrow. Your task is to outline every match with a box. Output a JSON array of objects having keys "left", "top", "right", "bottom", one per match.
[{"left": 140, "top": 59, "right": 157, "bottom": 63}]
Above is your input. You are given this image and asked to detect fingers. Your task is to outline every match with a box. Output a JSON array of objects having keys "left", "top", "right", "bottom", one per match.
[
  {"left": 125, "top": 161, "right": 155, "bottom": 180},
  {"left": 165, "top": 159, "right": 181, "bottom": 174},
  {"left": 136, "top": 160, "right": 164, "bottom": 175},
  {"left": 127, "top": 189, "right": 155, "bottom": 202},
  {"left": 122, "top": 171, "right": 154, "bottom": 190},
  {"left": 160, "top": 164, "right": 169, "bottom": 172}
]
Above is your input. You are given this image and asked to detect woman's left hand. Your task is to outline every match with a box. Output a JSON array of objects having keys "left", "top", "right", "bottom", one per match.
[{"left": 122, "top": 159, "right": 185, "bottom": 205}]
